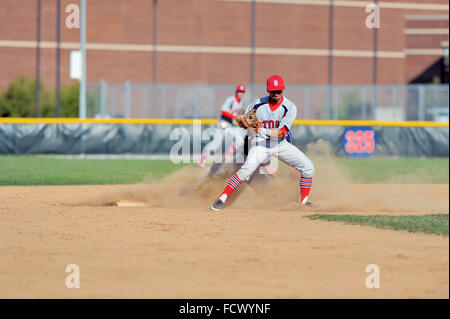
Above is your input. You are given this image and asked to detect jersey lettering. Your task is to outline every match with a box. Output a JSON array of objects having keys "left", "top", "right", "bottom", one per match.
[{"left": 261, "top": 120, "right": 280, "bottom": 129}]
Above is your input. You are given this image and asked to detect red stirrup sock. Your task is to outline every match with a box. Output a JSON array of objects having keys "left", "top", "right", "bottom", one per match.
[
  {"left": 299, "top": 176, "right": 313, "bottom": 205},
  {"left": 218, "top": 174, "right": 242, "bottom": 202}
]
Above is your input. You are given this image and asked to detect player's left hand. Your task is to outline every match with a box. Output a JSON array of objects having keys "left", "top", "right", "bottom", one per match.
[{"left": 241, "top": 109, "right": 261, "bottom": 130}]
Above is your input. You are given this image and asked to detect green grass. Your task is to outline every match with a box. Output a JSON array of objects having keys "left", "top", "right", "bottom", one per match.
[
  {"left": 0, "top": 156, "right": 448, "bottom": 186},
  {"left": 333, "top": 158, "right": 449, "bottom": 184},
  {"left": 306, "top": 214, "right": 449, "bottom": 236},
  {"left": 0, "top": 156, "right": 190, "bottom": 185}
]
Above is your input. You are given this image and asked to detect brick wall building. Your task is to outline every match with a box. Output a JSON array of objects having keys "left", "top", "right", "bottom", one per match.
[{"left": 0, "top": 0, "right": 448, "bottom": 89}]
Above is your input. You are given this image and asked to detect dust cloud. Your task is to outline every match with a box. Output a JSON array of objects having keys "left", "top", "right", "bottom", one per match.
[{"left": 87, "top": 140, "right": 448, "bottom": 213}]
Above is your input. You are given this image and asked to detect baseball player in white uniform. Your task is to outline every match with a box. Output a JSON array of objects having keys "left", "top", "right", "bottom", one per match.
[
  {"left": 200, "top": 84, "right": 247, "bottom": 167},
  {"left": 211, "top": 75, "right": 315, "bottom": 211}
]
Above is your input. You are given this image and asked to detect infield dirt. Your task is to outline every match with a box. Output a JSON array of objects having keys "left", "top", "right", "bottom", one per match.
[{"left": 1, "top": 162, "right": 449, "bottom": 298}]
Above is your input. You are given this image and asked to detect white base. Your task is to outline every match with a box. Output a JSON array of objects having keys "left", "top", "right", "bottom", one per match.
[{"left": 115, "top": 200, "right": 147, "bottom": 207}]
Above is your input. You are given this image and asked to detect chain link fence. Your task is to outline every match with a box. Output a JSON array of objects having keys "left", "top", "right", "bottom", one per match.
[{"left": 86, "top": 82, "right": 449, "bottom": 122}]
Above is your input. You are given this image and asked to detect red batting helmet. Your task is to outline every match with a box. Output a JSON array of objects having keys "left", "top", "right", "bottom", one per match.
[
  {"left": 266, "top": 75, "right": 285, "bottom": 91},
  {"left": 236, "top": 84, "right": 246, "bottom": 93}
]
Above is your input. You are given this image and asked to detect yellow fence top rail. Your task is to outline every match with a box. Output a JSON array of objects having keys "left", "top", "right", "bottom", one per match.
[{"left": 0, "top": 118, "right": 448, "bottom": 127}]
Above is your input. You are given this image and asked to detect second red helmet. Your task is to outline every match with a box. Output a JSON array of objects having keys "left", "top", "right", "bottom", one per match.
[{"left": 236, "top": 84, "right": 246, "bottom": 93}]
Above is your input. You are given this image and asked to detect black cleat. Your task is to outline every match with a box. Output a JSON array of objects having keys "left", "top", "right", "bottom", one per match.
[{"left": 211, "top": 199, "right": 225, "bottom": 211}]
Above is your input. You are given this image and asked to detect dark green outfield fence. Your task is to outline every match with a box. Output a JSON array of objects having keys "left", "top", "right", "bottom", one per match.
[{"left": 0, "top": 119, "right": 448, "bottom": 157}]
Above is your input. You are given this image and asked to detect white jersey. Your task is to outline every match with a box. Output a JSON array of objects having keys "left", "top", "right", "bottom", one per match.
[
  {"left": 221, "top": 96, "right": 244, "bottom": 119},
  {"left": 244, "top": 95, "right": 297, "bottom": 146}
]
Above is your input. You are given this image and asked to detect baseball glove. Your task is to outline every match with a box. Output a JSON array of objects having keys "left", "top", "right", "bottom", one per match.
[{"left": 240, "top": 108, "right": 261, "bottom": 129}]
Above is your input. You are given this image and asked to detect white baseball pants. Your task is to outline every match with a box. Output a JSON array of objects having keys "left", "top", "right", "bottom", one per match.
[{"left": 236, "top": 140, "right": 315, "bottom": 182}]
